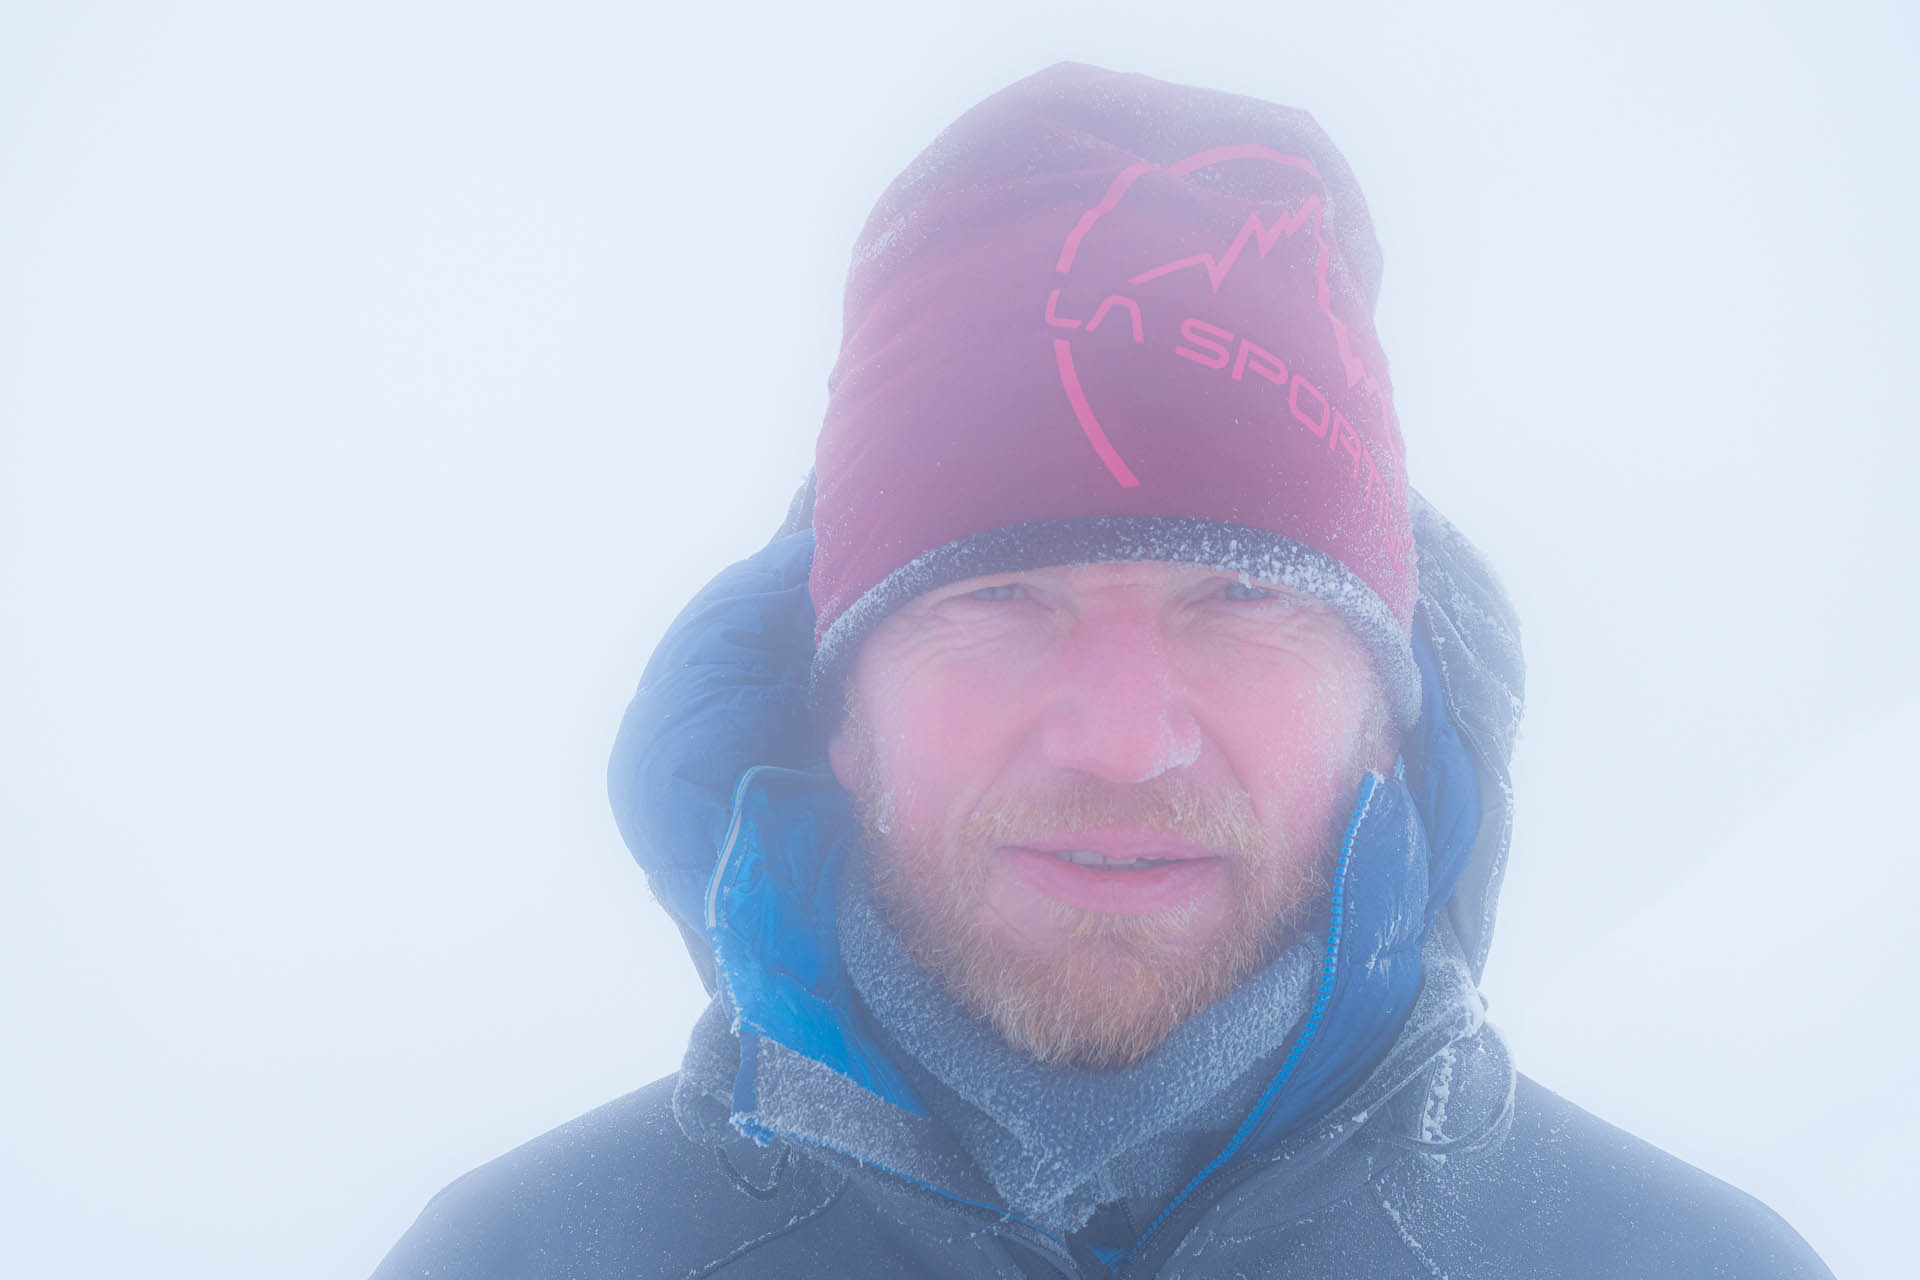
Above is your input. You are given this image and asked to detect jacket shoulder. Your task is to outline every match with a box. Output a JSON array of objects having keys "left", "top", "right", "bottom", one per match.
[
  {"left": 1375, "top": 1074, "right": 1833, "bottom": 1279},
  {"left": 369, "top": 1074, "right": 843, "bottom": 1280}
]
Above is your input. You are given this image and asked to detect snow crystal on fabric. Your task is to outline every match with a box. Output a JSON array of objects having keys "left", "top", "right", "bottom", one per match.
[{"left": 811, "top": 515, "right": 1421, "bottom": 727}]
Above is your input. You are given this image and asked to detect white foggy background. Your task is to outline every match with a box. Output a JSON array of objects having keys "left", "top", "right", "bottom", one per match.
[{"left": 2, "top": 1, "right": 1913, "bottom": 1276}]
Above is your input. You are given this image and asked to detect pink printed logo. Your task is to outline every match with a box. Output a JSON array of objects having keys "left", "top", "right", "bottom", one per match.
[{"left": 1043, "top": 144, "right": 1399, "bottom": 532}]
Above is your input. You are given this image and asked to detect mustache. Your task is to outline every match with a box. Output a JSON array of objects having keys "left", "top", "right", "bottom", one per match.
[{"left": 956, "top": 772, "right": 1274, "bottom": 866}]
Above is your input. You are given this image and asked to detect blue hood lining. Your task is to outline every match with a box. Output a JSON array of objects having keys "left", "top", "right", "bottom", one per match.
[{"left": 706, "top": 765, "right": 925, "bottom": 1114}]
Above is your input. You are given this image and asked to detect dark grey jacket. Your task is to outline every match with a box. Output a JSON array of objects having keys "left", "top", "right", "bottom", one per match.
[
  {"left": 373, "top": 497, "right": 1832, "bottom": 1278},
  {"left": 373, "top": 1065, "right": 1827, "bottom": 1278}
]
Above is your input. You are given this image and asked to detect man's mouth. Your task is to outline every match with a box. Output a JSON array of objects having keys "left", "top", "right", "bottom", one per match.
[
  {"left": 1000, "top": 833, "right": 1226, "bottom": 915},
  {"left": 1017, "top": 829, "right": 1216, "bottom": 868},
  {"left": 1044, "top": 849, "right": 1182, "bottom": 871}
]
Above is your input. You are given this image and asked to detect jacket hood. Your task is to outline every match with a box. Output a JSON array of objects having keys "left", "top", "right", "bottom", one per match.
[
  {"left": 609, "top": 483, "right": 1522, "bottom": 990},
  {"left": 607, "top": 483, "right": 1524, "bottom": 1264}
]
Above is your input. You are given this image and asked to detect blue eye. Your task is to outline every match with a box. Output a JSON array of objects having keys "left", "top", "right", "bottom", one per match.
[
  {"left": 1223, "top": 581, "right": 1275, "bottom": 602},
  {"left": 967, "top": 583, "right": 1022, "bottom": 602}
]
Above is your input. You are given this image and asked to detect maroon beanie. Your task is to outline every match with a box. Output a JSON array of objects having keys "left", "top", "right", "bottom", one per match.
[{"left": 810, "top": 62, "right": 1420, "bottom": 725}]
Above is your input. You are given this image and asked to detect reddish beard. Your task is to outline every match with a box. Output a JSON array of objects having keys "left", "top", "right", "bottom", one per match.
[{"left": 845, "top": 718, "right": 1336, "bottom": 1070}]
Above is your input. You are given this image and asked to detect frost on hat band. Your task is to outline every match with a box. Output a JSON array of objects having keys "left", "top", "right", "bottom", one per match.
[{"left": 810, "top": 516, "right": 1420, "bottom": 728}]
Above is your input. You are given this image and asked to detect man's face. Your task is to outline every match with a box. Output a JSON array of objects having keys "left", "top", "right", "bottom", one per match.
[{"left": 828, "top": 560, "right": 1395, "bottom": 1070}]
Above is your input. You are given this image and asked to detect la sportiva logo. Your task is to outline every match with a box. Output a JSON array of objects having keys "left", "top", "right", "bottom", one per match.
[{"left": 1043, "top": 144, "right": 1401, "bottom": 539}]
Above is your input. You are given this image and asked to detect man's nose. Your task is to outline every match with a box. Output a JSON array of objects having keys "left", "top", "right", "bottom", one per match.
[{"left": 1037, "top": 610, "right": 1202, "bottom": 784}]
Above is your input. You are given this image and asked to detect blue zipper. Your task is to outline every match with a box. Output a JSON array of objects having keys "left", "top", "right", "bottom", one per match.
[{"left": 1114, "top": 771, "right": 1380, "bottom": 1272}]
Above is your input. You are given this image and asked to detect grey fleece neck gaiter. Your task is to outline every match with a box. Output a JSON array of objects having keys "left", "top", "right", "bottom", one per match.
[{"left": 839, "top": 868, "right": 1321, "bottom": 1237}]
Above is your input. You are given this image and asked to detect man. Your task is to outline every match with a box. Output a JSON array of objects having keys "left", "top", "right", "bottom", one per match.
[{"left": 375, "top": 63, "right": 1832, "bottom": 1278}]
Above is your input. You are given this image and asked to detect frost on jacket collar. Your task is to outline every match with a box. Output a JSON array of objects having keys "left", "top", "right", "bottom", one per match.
[{"left": 605, "top": 487, "right": 1526, "bottom": 1258}]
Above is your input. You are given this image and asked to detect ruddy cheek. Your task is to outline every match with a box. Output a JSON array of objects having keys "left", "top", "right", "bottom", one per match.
[
  {"left": 1228, "top": 710, "right": 1347, "bottom": 836},
  {"left": 898, "top": 658, "right": 1005, "bottom": 737}
]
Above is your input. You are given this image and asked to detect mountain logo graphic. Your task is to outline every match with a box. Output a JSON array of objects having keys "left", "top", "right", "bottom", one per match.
[{"left": 1043, "top": 143, "right": 1395, "bottom": 501}]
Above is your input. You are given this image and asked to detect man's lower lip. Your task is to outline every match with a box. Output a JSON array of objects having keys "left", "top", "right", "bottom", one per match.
[{"left": 1001, "top": 847, "right": 1225, "bottom": 915}]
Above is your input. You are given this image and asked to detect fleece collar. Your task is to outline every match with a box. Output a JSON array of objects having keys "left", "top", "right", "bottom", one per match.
[{"left": 839, "top": 862, "right": 1322, "bottom": 1236}]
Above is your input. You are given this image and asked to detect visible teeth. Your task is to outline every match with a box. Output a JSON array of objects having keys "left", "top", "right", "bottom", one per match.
[{"left": 1052, "top": 849, "right": 1172, "bottom": 870}]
